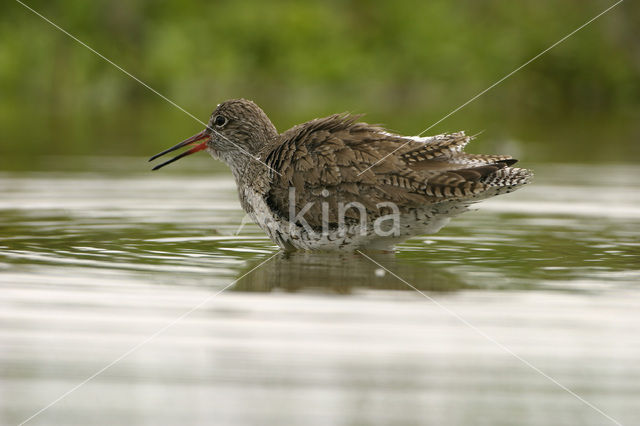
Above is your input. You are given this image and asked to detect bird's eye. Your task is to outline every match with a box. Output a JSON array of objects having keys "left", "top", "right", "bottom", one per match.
[{"left": 214, "top": 115, "right": 227, "bottom": 127}]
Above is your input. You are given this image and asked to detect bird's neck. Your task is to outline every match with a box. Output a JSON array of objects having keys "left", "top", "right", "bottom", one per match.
[{"left": 222, "top": 151, "right": 269, "bottom": 193}]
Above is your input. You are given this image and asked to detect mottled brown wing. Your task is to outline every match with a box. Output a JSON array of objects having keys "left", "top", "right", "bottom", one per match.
[
  {"left": 264, "top": 114, "right": 523, "bottom": 229},
  {"left": 265, "top": 114, "right": 416, "bottom": 228}
]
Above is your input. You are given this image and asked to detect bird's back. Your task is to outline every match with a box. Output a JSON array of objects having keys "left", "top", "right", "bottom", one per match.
[{"left": 260, "top": 114, "right": 531, "bottom": 232}]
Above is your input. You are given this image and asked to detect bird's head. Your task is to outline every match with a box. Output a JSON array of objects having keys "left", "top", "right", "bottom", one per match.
[{"left": 149, "top": 98, "right": 278, "bottom": 171}]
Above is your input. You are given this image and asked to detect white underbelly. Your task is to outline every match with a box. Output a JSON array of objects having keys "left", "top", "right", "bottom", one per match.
[{"left": 242, "top": 188, "right": 458, "bottom": 251}]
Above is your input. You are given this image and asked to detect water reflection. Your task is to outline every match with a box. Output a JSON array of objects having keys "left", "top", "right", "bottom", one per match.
[{"left": 233, "top": 251, "right": 472, "bottom": 293}]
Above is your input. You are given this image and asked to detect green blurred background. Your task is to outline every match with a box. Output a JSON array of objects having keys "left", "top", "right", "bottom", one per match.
[{"left": 1, "top": 0, "right": 638, "bottom": 170}]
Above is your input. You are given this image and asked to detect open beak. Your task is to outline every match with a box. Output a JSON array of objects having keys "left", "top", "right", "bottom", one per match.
[{"left": 148, "top": 130, "right": 210, "bottom": 170}]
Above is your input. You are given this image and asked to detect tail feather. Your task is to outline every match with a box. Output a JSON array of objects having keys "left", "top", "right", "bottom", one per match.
[
  {"left": 420, "top": 164, "right": 532, "bottom": 201},
  {"left": 400, "top": 132, "right": 470, "bottom": 162},
  {"left": 449, "top": 154, "right": 516, "bottom": 167},
  {"left": 372, "top": 129, "right": 533, "bottom": 204},
  {"left": 482, "top": 167, "right": 533, "bottom": 187}
]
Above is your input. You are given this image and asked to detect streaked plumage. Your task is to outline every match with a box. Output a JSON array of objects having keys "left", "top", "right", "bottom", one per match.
[{"left": 150, "top": 99, "right": 532, "bottom": 251}]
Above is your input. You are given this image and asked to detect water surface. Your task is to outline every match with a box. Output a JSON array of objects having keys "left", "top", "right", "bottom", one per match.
[{"left": 1, "top": 162, "right": 639, "bottom": 425}]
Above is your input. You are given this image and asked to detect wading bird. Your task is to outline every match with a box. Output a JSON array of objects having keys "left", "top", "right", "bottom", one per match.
[{"left": 150, "top": 99, "right": 532, "bottom": 250}]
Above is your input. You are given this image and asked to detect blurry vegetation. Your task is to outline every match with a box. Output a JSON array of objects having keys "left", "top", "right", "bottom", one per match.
[{"left": 0, "top": 0, "right": 638, "bottom": 169}]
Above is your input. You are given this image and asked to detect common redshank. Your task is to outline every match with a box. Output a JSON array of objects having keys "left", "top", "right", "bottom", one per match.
[{"left": 149, "top": 99, "right": 532, "bottom": 250}]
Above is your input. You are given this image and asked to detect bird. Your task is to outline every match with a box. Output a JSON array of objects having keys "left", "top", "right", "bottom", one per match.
[{"left": 149, "top": 99, "right": 532, "bottom": 251}]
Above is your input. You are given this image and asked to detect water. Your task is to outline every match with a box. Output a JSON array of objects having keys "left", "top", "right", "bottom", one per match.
[{"left": 1, "top": 161, "right": 639, "bottom": 426}]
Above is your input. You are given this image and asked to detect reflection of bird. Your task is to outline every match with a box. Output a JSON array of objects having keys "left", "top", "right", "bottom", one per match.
[
  {"left": 231, "top": 252, "right": 472, "bottom": 293},
  {"left": 150, "top": 99, "right": 532, "bottom": 251}
]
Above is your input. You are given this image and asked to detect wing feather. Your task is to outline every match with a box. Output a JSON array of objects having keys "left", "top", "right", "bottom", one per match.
[{"left": 263, "top": 115, "right": 531, "bottom": 229}]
